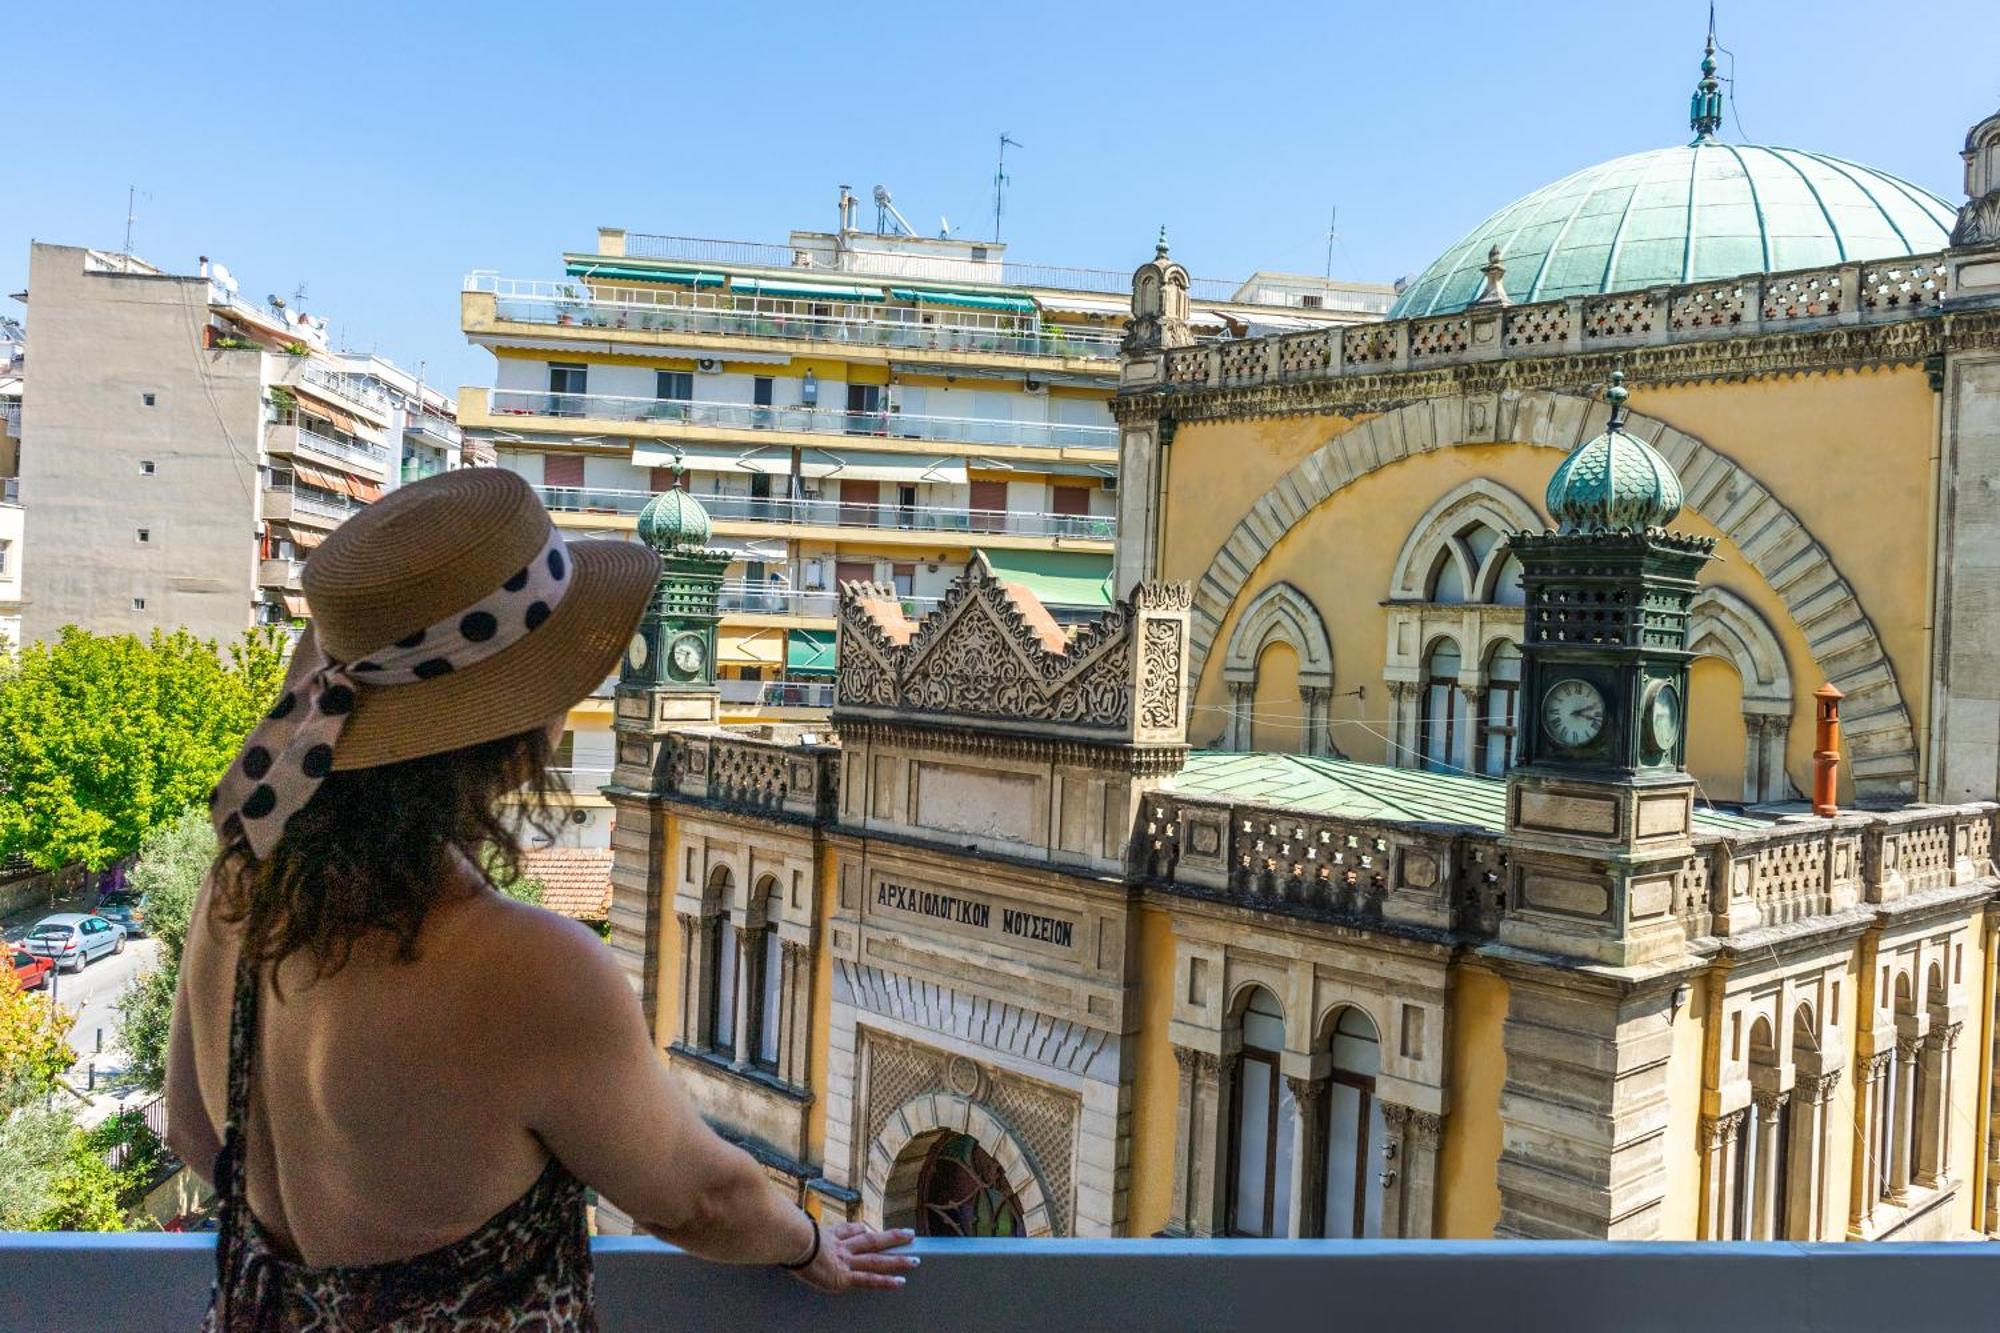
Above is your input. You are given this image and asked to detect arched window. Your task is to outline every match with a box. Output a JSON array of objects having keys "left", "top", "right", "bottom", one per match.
[
  {"left": 708, "top": 913, "right": 738, "bottom": 1055},
  {"left": 1428, "top": 550, "right": 1468, "bottom": 604},
  {"left": 1476, "top": 641, "right": 1523, "bottom": 775},
  {"left": 1489, "top": 553, "right": 1526, "bottom": 606},
  {"left": 1418, "top": 640, "right": 1463, "bottom": 774},
  {"left": 1228, "top": 987, "right": 1295, "bottom": 1237},
  {"left": 753, "top": 878, "right": 784, "bottom": 1070},
  {"left": 1323, "top": 1007, "right": 1385, "bottom": 1238}
]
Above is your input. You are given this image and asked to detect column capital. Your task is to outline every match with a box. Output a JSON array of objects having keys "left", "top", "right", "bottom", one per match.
[
  {"left": 1752, "top": 1088, "right": 1791, "bottom": 1116},
  {"left": 674, "top": 910, "right": 701, "bottom": 933},
  {"left": 1896, "top": 1032, "right": 1925, "bottom": 1061},
  {"left": 1799, "top": 1068, "right": 1843, "bottom": 1105},
  {"left": 1283, "top": 1074, "right": 1327, "bottom": 1113},
  {"left": 1174, "top": 1044, "right": 1221, "bottom": 1080},
  {"left": 780, "top": 938, "right": 811, "bottom": 964},
  {"left": 1935, "top": 1020, "right": 1964, "bottom": 1053},
  {"left": 1702, "top": 1107, "right": 1748, "bottom": 1150}
]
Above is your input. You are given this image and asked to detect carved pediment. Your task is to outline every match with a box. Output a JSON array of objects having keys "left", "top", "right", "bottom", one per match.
[{"left": 835, "top": 555, "right": 1191, "bottom": 744}]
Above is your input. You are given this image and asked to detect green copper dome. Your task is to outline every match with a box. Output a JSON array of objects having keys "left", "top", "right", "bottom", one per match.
[
  {"left": 636, "top": 484, "right": 712, "bottom": 551},
  {"left": 1389, "top": 142, "right": 1956, "bottom": 319},
  {"left": 1546, "top": 372, "right": 1684, "bottom": 533}
]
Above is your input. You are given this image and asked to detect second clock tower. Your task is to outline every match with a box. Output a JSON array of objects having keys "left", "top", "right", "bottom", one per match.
[{"left": 1500, "top": 370, "right": 1716, "bottom": 965}]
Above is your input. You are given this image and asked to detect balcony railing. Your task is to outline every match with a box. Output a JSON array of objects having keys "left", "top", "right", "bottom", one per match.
[
  {"left": 0, "top": 400, "right": 19, "bottom": 432},
  {"left": 280, "top": 421, "right": 391, "bottom": 469},
  {"left": 544, "top": 765, "right": 614, "bottom": 794},
  {"left": 487, "top": 390, "right": 1115, "bottom": 452},
  {"left": 717, "top": 582, "right": 941, "bottom": 619},
  {"left": 2, "top": 478, "right": 17, "bottom": 505},
  {"left": 468, "top": 275, "right": 1124, "bottom": 361},
  {"left": 405, "top": 410, "right": 463, "bottom": 447},
  {"left": 267, "top": 483, "right": 361, "bottom": 523},
  {"left": 298, "top": 362, "right": 391, "bottom": 415},
  {"left": 533, "top": 485, "right": 1115, "bottom": 542},
  {"left": 5, "top": 1235, "right": 1999, "bottom": 1333},
  {"left": 257, "top": 557, "right": 306, "bottom": 590},
  {"left": 717, "top": 678, "right": 837, "bottom": 709}
]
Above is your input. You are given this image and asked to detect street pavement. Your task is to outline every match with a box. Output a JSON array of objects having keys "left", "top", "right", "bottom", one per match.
[{"left": 6, "top": 895, "right": 164, "bottom": 1123}]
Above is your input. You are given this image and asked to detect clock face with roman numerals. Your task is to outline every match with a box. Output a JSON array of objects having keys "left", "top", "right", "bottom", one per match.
[
  {"left": 1541, "top": 678, "right": 1606, "bottom": 749},
  {"left": 670, "top": 634, "right": 706, "bottom": 678}
]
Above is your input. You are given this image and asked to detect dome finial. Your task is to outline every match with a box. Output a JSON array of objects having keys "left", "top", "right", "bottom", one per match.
[
  {"left": 1469, "top": 245, "right": 1511, "bottom": 307},
  {"left": 1689, "top": 5, "right": 1724, "bottom": 141},
  {"left": 1605, "top": 363, "right": 1629, "bottom": 430},
  {"left": 1155, "top": 225, "right": 1170, "bottom": 259}
]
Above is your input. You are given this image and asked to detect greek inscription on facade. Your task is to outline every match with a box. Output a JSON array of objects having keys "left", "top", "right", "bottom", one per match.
[{"left": 872, "top": 878, "right": 1075, "bottom": 951}]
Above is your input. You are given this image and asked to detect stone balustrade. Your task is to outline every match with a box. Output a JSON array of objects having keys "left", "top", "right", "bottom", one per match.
[
  {"left": 663, "top": 729, "right": 840, "bottom": 823},
  {"left": 1156, "top": 254, "right": 1950, "bottom": 391},
  {"left": 1132, "top": 788, "right": 2000, "bottom": 947}
]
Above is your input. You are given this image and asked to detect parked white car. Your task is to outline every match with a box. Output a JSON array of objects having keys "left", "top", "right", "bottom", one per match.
[{"left": 19, "top": 913, "right": 126, "bottom": 973}]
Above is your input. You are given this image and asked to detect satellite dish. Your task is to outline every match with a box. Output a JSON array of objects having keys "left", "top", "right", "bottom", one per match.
[
  {"left": 939, "top": 215, "right": 952, "bottom": 238},
  {"left": 210, "top": 263, "right": 238, "bottom": 294}
]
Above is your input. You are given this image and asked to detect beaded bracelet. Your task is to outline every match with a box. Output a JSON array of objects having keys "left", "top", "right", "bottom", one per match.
[{"left": 779, "top": 1205, "right": 821, "bottom": 1271}]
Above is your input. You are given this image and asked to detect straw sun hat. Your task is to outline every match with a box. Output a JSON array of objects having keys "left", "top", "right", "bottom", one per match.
[{"left": 213, "top": 468, "right": 658, "bottom": 856}]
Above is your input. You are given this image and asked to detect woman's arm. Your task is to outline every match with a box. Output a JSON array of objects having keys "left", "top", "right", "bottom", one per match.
[
  {"left": 164, "top": 925, "right": 223, "bottom": 1186},
  {"left": 519, "top": 913, "right": 915, "bottom": 1291}
]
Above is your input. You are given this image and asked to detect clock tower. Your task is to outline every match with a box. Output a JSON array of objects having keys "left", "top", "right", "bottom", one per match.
[
  {"left": 613, "top": 471, "right": 729, "bottom": 787},
  {"left": 1499, "top": 370, "right": 1716, "bottom": 965}
]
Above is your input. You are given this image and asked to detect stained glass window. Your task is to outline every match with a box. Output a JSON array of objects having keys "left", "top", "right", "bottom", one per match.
[{"left": 916, "top": 1133, "right": 1025, "bottom": 1238}]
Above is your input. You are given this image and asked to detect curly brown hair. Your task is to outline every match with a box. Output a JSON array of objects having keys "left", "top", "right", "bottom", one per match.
[{"left": 211, "top": 727, "right": 560, "bottom": 982}]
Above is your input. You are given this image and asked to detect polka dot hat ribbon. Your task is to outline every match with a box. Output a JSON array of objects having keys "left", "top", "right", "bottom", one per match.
[{"left": 213, "top": 529, "right": 573, "bottom": 858}]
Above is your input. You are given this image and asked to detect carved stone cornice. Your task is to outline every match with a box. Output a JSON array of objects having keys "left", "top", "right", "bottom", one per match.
[
  {"left": 1110, "top": 311, "right": 2000, "bottom": 427},
  {"left": 834, "top": 718, "right": 1190, "bottom": 776}
]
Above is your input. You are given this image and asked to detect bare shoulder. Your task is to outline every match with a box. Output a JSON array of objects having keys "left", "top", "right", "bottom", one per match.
[{"left": 449, "top": 892, "right": 638, "bottom": 1035}]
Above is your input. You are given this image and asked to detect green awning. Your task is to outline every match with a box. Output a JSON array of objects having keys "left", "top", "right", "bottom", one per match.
[
  {"left": 975, "top": 549, "right": 1113, "bottom": 607},
  {"left": 890, "top": 288, "right": 1039, "bottom": 314},
  {"left": 730, "top": 279, "right": 885, "bottom": 302},
  {"left": 787, "top": 628, "right": 837, "bottom": 674},
  {"left": 565, "top": 262, "right": 725, "bottom": 287}
]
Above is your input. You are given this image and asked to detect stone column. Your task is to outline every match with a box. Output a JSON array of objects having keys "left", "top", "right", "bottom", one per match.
[
  {"left": 1387, "top": 682, "right": 1417, "bottom": 769},
  {"left": 780, "top": 940, "right": 811, "bottom": 1088},
  {"left": 1787, "top": 1070, "right": 1840, "bottom": 1240},
  {"left": 731, "top": 926, "right": 757, "bottom": 1067},
  {"left": 1495, "top": 971, "right": 1677, "bottom": 1239},
  {"left": 1299, "top": 687, "right": 1332, "bottom": 758},
  {"left": 1459, "top": 685, "right": 1487, "bottom": 776},
  {"left": 1283, "top": 1076, "right": 1327, "bottom": 1239},
  {"left": 1849, "top": 1050, "right": 1892, "bottom": 1236},
  {"left": 1750, "top": 1090, "right": 1787, "bottom": 1240},
  {"left": 1400, "top": 1111, "right": 1443, "bottom": 1239},
  {"left": 1890, "top": 1036, "right": 1920, "bottom": 1203},
  {"left": 1225, "top": 681, "right": 1254, "bottom": 751},
  {"left": 1170, "top": 1047, "right": 1230, "bottom": 1237},
  {"left": 674, "top": 911, "right": 700, "bottom": 1048},
  {"left": 1377, "top": 1103, "right": 1410, "bottom": 1239},
  {"left": 1699, "top": 1110, "right": 1746, "bottom": 1240}
]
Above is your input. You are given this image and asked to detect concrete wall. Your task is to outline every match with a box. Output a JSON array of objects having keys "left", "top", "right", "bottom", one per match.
[{"left": 20, "top": 244, "right": 261, "bottom": 645}]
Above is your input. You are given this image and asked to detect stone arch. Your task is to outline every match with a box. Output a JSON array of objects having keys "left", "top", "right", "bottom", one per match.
[
  {"left": 1388, "top": 479, "right": 1543, "bottom": 603},
  {"left": 865, "top": 1094, "right": 1054, "bottom": 1238},
  {"left": 1689, "top": 586, "right": 1796, "bottom": 803},
  {"left": 1221, "top": 582, "right": 1335, "bottom": 752},
  {"left": 1313, "top": 997, "right": 1385, "bottom": 1048},
  {"left": 1186, "top": 390, "right": 1918, "bottom": 799}
]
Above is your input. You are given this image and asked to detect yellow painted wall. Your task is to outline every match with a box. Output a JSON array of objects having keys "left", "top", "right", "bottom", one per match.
[
  {"left": 1250, "top": 641, "right": 1305, "bottom": 753},
  {"left": 656, "top": 813, "right": 683, "bottom": 1050},
  {"left": 1686, "top": 657, "right": 1750, "bottom": 804},
  {"left": 1168, "top": 429, "right": 1886, "bottom": 804},
  {"left": 1436, "top": 963, "right": 1506, "bottom": 1238},
  {"left": 1125, "top": 904, "right": 1180, "bottom": 1236},
  {"left": 1661, "top": 976, "right": 1712, "bottom": 1237}
]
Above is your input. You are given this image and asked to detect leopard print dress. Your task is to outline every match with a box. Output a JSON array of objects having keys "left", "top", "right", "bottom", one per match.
[{"left": 202, "top": 959, "right": 596, "bottom": 1331}]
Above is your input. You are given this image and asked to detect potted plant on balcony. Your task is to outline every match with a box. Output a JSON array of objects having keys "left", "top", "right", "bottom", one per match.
[{"left": 554, "top": 284, "right": 585, "bottom": 327}]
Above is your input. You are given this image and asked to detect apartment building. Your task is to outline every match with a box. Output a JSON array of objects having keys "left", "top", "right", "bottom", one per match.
[
  {"left": 0, "top": 317, "right": 20, "bottom": 647},
  {"left": 14, "top": 243, "right": 460, "bottom": 646},
  {"left": 460, "top": 198, "right": 1393, "bottom": 730}
]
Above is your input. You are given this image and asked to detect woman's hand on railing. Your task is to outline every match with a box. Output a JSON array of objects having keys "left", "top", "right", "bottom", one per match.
[{"left": 788, "top": 1220, "right": 918, "bottom": 1293}]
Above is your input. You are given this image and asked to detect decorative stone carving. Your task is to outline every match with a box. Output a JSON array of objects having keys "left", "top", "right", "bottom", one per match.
[
  {"left": 1952, "top": 110, "right": 2000, "bottom": 246},
  {"left": 1123, "top": 228, "right": 1194, "bottom": 354},
  {"left": 836, "top": 554, "right": 1191, "bottom": 745}
]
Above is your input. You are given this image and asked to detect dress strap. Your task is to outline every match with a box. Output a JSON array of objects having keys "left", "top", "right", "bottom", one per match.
[{"left": 211, "top": 954, "right": 262, "bottom": 1328}]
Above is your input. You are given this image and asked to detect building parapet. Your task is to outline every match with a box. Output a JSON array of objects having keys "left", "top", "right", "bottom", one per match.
[
  {"left": 1137, "top": 253, "right": 1953, "bottom": 396},
  {"left": 1133, "top": 790, "right": 1999, "bottom": 948},
  {"left": 659, "top": 728, "right": 841, "bottom": 824}
]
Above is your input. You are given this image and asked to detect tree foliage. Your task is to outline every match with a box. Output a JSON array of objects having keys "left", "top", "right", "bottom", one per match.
[
  {"left": 0, "top": 963, "right": 76, "bottom": 1116},
  {"left": 0, "top": 626, "right": 286, "bottom": 870},
  {"left": 115, "top": 807, "right": 214, "bottom": 1093}
]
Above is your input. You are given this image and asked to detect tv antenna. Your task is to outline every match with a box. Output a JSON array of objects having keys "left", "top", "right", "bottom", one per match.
[
  {"left": 992, "top": 133, "right": 1022, "bottom": 242},
  {"left": 1324, "top": 206, "right": 1339, "bottom": 280},
  {"left": 120, "top": 186, "right": 151, "bottom": 262}
]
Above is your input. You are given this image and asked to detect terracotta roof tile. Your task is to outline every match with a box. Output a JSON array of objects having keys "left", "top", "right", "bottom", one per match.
[{"left": 519, "top": 846, "right": 614, "bottom": 921}]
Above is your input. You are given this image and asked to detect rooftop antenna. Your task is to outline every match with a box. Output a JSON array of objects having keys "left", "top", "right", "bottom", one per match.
[
  {"left": 123, "top": 186, "right": 137, "bottom": 258},
  {"left": 992, "top": 133, "right": 1022, "bottom": 242},
  {"left": 1324, "top": 205, "right": 1338, "bottom": 280}
]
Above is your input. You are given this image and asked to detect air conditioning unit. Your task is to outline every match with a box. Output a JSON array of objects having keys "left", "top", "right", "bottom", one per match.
[
  {"left": 570, "top": 809, "right": 591, "bottom": 825},
  {"left": 1100, "top": 475, "right": 1119, "bottom": 492},
  {"left": 1021, "top": 376, "right": 1048, "bottom": 395},
  {"left": 695, "top": 358, "right": 724, "bottom": 375}
]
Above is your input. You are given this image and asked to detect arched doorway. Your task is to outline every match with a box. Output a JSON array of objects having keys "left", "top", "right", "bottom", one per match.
[{"left": 867, "top": 1094, "right": 1055, "bottom": 1237}]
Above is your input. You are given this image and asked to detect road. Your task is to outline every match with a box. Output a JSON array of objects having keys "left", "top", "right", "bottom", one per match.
[{"left": 42, "top": 935, "right": 161, "bottom": 1068}]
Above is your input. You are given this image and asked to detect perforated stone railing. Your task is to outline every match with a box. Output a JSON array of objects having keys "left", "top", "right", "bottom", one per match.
[
  {"left": 667, "top": 731, "right": 839, "bottom": 823},
  {"left": 1133, "top": 793, "right": 1479, "bottom": 935},
  {"left": 1153, "top": 252, "right": 1953, "bottom": 390}
]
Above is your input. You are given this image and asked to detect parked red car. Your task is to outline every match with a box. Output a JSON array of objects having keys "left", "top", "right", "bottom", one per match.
[{"left": 10, "top": 947, "right": 54, "bottom": 991}]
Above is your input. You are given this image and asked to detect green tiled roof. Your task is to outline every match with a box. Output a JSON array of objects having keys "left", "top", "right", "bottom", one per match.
[
  {"left": 1168, "top": 750, "right": 1766, "bottom": 835},
  {"left": 1389, "top": 143, "right": 1956, "bottom": 319}
]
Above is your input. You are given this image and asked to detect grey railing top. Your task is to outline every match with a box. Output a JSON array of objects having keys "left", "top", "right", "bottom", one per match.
[
  {"left": 8, "top": 1234, "right": 2000, "bottom": 1333},
  {"left": 1151, "top": 253, "right": 1951, "bottom": 393}
]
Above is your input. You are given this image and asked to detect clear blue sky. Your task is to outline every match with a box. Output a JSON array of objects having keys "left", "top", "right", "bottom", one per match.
[{"left": 5, "top": 1, "right": 1992, "bottom": 391}]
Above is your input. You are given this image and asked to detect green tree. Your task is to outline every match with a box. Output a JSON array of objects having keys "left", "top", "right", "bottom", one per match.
[
  {"left": 0, "top": 1106, "right": 72, "bottom": 1229},
  {"left": 0, "top": 963, "right": 76, "bottom": 1116},
  {"left": 36, "top": 1134, "right": 128, "bottom": 1230},
  {"left": 0, "top": 626, "right": 286, "bottom": 871},
  {"left": 114, "top": 807, "right": 214, "bottom": 1093}
]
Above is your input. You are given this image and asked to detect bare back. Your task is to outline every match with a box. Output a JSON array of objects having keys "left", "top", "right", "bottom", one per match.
[{"left": 179, "top": 864, "right": 568, "bottom": 1268}]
